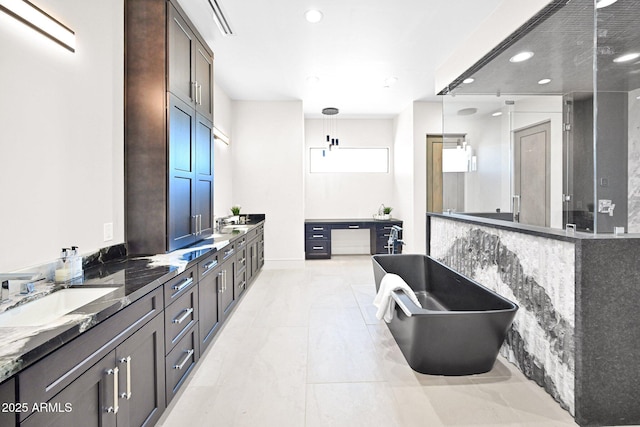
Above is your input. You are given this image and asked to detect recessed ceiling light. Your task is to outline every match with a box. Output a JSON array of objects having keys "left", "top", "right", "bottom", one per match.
[
  {"left": 509, "top": 51, "right": 534, "bottom": 63},
  {"left": 596, "top": 0, "right": 618, "bottom": 8},
  {"left": 383, "top": 77, "right": 398, "bottom": 88},
  {"left": 538, "top": 78, "right": 551, "bottom": 85},
  {"left": 492, "top": 111, "right": 503, "bottom": 117},
  {"left": 458, "top": 108, "right": 477, "bottom": 116},
  {"left": 306, "top": 76, "right": 320, "bottom": 84},
  {"left": 463, "top": 77, "right": 475, "bottom": 84},
  {"left": 304, "top": 10, "right": 323, "bottom": 23},
  {"left": 613, "top": 52, "right": 640, "bottom": 63}
]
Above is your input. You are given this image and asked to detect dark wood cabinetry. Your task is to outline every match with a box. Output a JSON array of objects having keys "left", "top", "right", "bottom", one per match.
[
  {"left": 8, "top": 222, "right": 265, "bottom": 427},
  {"left": 304, "top": 219, "right": 402, "bottom": 259},
  {"left": 19, "top": 289, "right": 165, "bottom": 427},
  {"left": 198, "top": 252, "right": 221, "bottom": 353},
  {"left": 218, "top": 245, "right": 236, "bottom": 321},
  {"left": 168, "top": 4, "right": 213, "bottom": 123},
  {"left": 126, "top": 0, "right": 214, "bottom": 255},
  {"left": 0, "top": 378, "right": 16, "bottom": 427}
]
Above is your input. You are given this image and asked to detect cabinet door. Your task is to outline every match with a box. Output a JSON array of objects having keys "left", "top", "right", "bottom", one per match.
[
  {"left": 116, "top": 314, "right": 165, "bottom": 427},
  {"left": 168, "top": 4, "right": 195, "bottom": 106},
  {"left": 198, "top": 261, "right": 220, "bottom": 352},
  {"left": 21, "top": 352, "right": 117, "bottom": 427},
  {"left": 0, "top": 378, "right": 16, "bottom": 427},
  {"left": 194, "top": 41, "right": 213, "bottom": 122},
  {"left": 218, "top": 260, "right": 235, "bottom": 320},
  {"left": 168, "top": 94, "right": 197, "bottom": 251},
  {"left": 195, "top": 114, "right": 214, "bottom": 237}
]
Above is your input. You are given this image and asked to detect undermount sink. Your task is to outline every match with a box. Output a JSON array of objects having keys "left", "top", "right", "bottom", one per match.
[{"left": 0, "top": 287, "right": 117, "bottom": 328}]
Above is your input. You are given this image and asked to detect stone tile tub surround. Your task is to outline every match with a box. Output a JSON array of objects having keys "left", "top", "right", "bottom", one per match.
[
  {"left": 429, "top": 217, "right": 576, "bottom": 414},
  {"left": 427, "top": 213, "right": 640, "bottom": 426}
]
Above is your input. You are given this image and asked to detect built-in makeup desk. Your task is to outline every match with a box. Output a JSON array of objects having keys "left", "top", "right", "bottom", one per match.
[{"left": 304, "top": 218, "right": 403, "bottom": 259}]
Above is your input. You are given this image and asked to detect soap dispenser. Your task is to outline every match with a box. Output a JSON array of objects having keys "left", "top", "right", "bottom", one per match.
[
  {"left": 70, "top": 245, "right": 83, "bottom": 280},
  {"left": 55, "top": 248, "right": 71, "bottom": 283}
]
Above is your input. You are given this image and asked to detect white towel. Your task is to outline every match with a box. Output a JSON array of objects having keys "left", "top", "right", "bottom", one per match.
[{"left": 373, "top": 273, "right": 422, "bottom": 323}]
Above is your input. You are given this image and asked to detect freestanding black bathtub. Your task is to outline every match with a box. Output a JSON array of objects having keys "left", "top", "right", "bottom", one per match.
[{"left": 372, "top": 254, "right": 518, "bottom": 375}]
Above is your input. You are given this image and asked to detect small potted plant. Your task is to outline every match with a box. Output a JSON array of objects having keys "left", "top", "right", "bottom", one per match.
[
  {"left": 383, "top": 206, "right": 393, "bottom": 220},
  {"left": 230, "top": 205, "right": 241, "bottom": 216}
]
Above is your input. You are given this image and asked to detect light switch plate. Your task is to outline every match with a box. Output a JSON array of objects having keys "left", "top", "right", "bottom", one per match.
[{"left": 103, "top": 223, "right": 113, "bottom": 241}]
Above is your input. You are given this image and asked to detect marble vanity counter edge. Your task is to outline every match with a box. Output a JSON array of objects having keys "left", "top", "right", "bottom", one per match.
[
  {"left": 0, "top": 219, "right": 265, "bottom": 384},
  {"left": 427, "top": 212, "right": 640, "bottom": 242}
]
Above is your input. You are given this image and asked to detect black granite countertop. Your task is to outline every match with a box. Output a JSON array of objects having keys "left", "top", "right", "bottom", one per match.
[
  {"left": 0, "top": 219, "right": 264, "bottom": 383},
  {"left": 305, "top": 218, "right": 402, "bottom": 223}
]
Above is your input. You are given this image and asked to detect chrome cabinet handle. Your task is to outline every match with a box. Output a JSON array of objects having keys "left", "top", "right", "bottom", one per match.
[
  {"left": 119, "top": 356, "right": 132, "bottom": 400},
  {"left": 348, "top": 225, "right": 359, "bottom": 229},
  {"left": 218, "top": 271, "right": 224, "bottom": 293},
  {"left": 313, "top": 246, "right": 324, "bottom": 250},
  {"left": 198, "top": 84, "right": 202, "bottom": 105},
  {"left": 174, "top": 349, "right": 194, "bottom": 370},
  {"left": 203, "top": 260, "right": 218, "bottom": 274},
  {"left": 192, "top": 81, "right": 197, "bottom": 102},
  {"left": 312, "top": 234, "right": 324, "bottom": 238},
  {"left": 223, "top": 270, "right": 227, "bottom": 291},
  {"left": 106, "top": 367, "right": 119, "bottom": 414},
  {"left": 172, "top": 277, "right": 194, "bottom": 292},
  {"left": 173, "top": 307, "right": 194, "bottom": 324},
  {"left": 224, "top": 248, "right": 234, "bottom": 258},
  {"left": 312, "top": 227, "right": 323, "bottom": 231}
]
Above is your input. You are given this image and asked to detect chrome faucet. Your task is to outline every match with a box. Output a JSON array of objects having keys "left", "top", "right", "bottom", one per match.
[{"left": 387, "top": 225, "right": 404, "bottom": 254}]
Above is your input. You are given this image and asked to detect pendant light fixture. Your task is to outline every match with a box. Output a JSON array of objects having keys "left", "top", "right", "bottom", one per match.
[{"left": 322, "top": 107, "right": 340, "bottom": 150}]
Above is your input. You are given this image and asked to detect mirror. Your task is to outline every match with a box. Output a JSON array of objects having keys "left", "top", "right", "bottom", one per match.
[{"left": 438, "top": 0, "right": 640, "bottom": 234}]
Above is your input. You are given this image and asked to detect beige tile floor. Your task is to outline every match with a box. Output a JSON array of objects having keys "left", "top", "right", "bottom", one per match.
[{"left": 156, "top": 255, "right": 577, "bottom": 427}]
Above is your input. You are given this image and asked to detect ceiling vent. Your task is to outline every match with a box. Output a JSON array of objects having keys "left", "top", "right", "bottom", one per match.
[{"left": 208, "top": 0, "right": 234, "bottom": 36}]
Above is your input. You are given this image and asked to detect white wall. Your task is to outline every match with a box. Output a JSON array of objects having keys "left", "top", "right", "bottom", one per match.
[
  {"left": 0, "top": 0, "right": 124, "bottom": 272},
  {"left": 232, "top": 101, "right": 305, "bottom": 262},
  {"left": 412, "top": 102, "right": 444, "bottom": 253},
  {"left": 392, "top": 106, "right": 415, "bottom": 252},
  {"left": 391, "top": 102, "right": 443, "bottom": 255},
  {"left": 213, "top": 81, "right": 233, "bottom": 218},
  {"left": 304, "top": 119, "right": 395, "bottom": 219}
]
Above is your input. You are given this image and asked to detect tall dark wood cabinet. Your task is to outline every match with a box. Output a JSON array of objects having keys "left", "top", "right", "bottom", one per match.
[{"left": 126, "top": 0, "right": 214, "bottom": 255}]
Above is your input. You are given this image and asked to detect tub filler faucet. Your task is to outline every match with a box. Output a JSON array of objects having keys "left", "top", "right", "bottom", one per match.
[{"left": 388, "top": 225, "right": 404, "bottom": 254}]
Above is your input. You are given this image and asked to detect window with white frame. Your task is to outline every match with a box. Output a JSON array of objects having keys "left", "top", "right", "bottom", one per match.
[{"left": 309, "top": 147, "right": 389, "bottom": 173}]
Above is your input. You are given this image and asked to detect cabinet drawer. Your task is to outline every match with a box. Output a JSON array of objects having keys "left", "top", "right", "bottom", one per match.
[
  {"left": 198, "top": 253, "right": 220, "bottom": 280},
  {"left": 235, "top": 235, "right": 247, "bottom": 249},
  {"left": 166, "top": 324, "right": 199, "bottom": 403},
  {"left": 165, "top": 285, "right": 199, "bottom": 353},
  {"left": 164, "top": 266, "right": 197, "bottom": 306},
  {"left": 236, "top": 246, "right": 247, "bottom": 274},
  {"left": 221, "top": 243, "right": 235, "bottom": 262}
]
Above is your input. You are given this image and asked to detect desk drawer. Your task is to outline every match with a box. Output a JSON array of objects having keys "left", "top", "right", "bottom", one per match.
[
  {"left": 305, "top": 230, "right": 330, "bottom": 240},
  {"left": 331, "top": 222, "right": 366, "bottom": 230},
  {"left": 305, "top": 241, "right": 330, "bottom": 259},
  {"left": 305, "top": 224, "right": 329, "bottom": 233}
]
